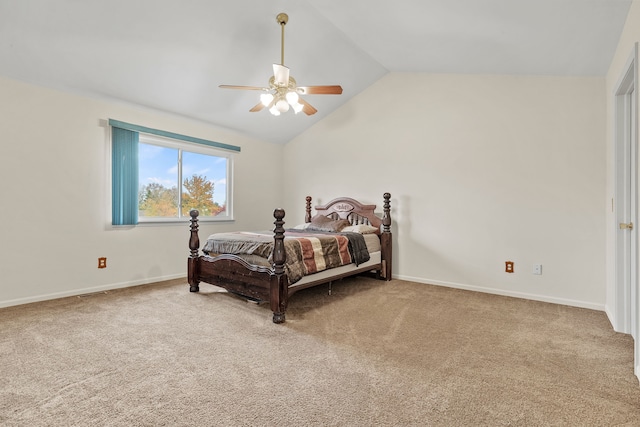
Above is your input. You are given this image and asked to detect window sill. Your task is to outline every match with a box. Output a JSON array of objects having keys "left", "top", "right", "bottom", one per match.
[{"left": 137, "top": 217, "right": 235, "bottom": 225}]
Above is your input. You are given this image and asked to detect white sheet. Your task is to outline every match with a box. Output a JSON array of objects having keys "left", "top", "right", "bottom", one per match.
[{"left": 288, "top": 251, "right": 381, "bottom": 289}]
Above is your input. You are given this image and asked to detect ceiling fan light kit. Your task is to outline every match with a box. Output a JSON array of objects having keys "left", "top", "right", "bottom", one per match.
[{"left": 219, "top": 12, "right": 343, "bottom": 116}]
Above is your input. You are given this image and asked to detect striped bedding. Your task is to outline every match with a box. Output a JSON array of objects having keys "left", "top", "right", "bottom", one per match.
[{"left": 202, "top": 230, "right": 369, "bottom": 284}]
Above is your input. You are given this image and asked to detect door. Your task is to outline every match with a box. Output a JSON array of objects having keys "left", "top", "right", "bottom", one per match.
[
  {"left": 614, "top": 71, "right": 636, "bottom": 336},
  {"left": 632, "top": 86, "right": 638, "bottom": 342},
  {"left": 613, "top": 46, "right": 639, "bottom": 381}
]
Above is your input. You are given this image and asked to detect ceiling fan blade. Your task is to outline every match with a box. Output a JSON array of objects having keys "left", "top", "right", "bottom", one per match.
[
  {"left": 249, "top": 102, "right": 265, "bottom": 112},
  {"left": 272, "top": 64, "right": 290, "bottom": 86},
  {"left": 298, "top": 97, "right": 317, "bottom": 116},
  {"left": 251, "top": 97, "right": 275, "bottom": 113},
  {"left": 297, "top": 85, "right": 343, "bottom": 95},
  {"left": 219, "top": 85, "right": 267, "bottom": 91}
]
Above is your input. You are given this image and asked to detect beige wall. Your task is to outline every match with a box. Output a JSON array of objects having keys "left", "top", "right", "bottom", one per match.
[
  {"left": 0, "top": 42, "right": 613, "bottom": 311},
  {"left": 283, "top": 73, "right": 606, "bottom": 309},
  {"left": 0, "top": 76, "right": 283, "bottom": 306}
]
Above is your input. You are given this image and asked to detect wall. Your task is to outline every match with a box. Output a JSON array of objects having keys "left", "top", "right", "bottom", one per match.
[
  {"left": 283, "top": 73, "right": 606, "bottom": 309},
  {"left": 0, "top": 76, "right": 282, "bottom": 307},
  {"left": 0, "top": 65, "right": 610, "bottom": 312}
]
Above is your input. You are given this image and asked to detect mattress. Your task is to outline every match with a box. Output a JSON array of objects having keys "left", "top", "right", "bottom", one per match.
[
  {"left": 204, "top": 231, "right": 382, "bottom": 286},
  {"left": 289, "top": 250, "right": 381, "bottom": 289}
]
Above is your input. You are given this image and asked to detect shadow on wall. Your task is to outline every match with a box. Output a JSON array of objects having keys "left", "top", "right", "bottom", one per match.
[{"left": 395, "top": 193, "right": 479, "bottom": 286}]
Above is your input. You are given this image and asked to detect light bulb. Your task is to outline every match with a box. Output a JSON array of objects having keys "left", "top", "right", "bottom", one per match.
[
  {"left": 260, "top": 93, "right": 274, "bottom": 107},
  {"left": 276, "top": 99, "right": 290, "bottom": 113},
  {"left": 269, "top": 105, "right": 280, "bottom": 116},
  {"left": 292, "top": 102, "right": 304, "bottom": 114},
  {"left": 286, "top": 91, "right": 299, "bottom": 105}
]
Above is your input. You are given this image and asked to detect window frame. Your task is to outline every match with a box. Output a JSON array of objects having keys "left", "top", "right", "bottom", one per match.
[{"left": 109, "top": 119, "right": 239, "bottom": 226}]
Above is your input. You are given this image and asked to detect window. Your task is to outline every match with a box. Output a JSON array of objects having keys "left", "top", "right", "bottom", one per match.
[
  {"left": 138, "top": 135, "right": 233, "bottom": 222},
  {"left": 110, "top": 120, "right": 239, "bottom": 225}
]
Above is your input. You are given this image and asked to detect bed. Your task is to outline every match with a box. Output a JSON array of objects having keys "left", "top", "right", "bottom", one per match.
[{"left": 188, "top": 193, "right": 392, "bottom": 323}]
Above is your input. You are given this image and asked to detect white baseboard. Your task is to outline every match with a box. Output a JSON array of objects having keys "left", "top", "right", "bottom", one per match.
[
  {"left": 2, "top": 272, "right": 605, "bottom": 313},
  {"left": 0, "top": 274, "right": 186, "bottom": 309},
  {"left": 604, "top": 304, "right": 621, "bottom": 332},
  {"left": 393, "top": 274, "right": 605, "bottom": 312}
]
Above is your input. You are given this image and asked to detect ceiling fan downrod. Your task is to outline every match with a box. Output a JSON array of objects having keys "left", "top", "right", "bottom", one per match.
[{"left": 276, "top": 13, "right": 288, "bottom": 66}]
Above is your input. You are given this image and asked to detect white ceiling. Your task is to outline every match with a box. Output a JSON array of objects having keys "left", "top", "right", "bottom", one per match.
[{"left": 0, "top": 0, "right": 632, "bottom": 144}]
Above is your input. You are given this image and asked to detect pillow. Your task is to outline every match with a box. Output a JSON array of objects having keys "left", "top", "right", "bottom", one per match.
[
  {"left": 292, "top": 222, "right": 311, "bottom": 230},
  {"left": 342, "top": 224, "right": 379, "bottom": 234},
  {"left": 306, "top": 215, "right": 351, "bottom": 232}
]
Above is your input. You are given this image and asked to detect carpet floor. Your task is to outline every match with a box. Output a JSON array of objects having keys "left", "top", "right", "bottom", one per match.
[{"left": 1, "top": 277, "right": 639, "bottom": 426}]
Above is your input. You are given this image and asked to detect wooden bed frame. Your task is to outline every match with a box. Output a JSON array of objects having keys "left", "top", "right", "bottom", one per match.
[{"left": 188, "top": 193, "right": 392, "bottom": 323}]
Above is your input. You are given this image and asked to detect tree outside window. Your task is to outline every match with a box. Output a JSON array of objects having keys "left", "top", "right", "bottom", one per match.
[{"left": 138, "top": 138, "right": 231, "bottom": 221}]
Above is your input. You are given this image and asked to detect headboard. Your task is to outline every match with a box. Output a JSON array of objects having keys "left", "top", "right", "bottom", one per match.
[{"left": 304, "top": 193, "right": 391, "bottom": 235}]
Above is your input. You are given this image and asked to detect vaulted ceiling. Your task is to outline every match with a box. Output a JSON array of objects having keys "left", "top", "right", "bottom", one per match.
[{"left": 0, "top": 0, "right": 632, "bottom": 143}]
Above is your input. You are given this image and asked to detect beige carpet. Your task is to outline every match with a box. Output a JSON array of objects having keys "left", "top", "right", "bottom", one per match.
[{"left": 1, "top": 277, "right": 639, "bottom": 426}]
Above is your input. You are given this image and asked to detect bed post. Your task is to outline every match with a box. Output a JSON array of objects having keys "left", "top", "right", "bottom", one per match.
[
  {"left": 381, "top": 193, "right": 392, "bottom": 281},
  {"left": 270, "top": 208, "right": 288, "bottom": 323},
  {"left": 304, "top": 196, "right": 312, "bottom": 223},
  {"left": 188, "top": 209, "right": 201, "bottom": 292}
]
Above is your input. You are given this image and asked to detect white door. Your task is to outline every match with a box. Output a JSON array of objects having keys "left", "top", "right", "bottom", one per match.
[
  {"left": 614, "top": 72, "right": 636, "bottom": 336},
  {"left": 632, "top": 86, "right": 638, "bottom": 343},
  {"left": 613, "top": 47, "right": 638, "bottom": 381}
]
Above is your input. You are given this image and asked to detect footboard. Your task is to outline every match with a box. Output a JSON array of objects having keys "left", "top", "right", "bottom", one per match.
[
  {"left": 188, "top": 208, "right": 289, "bottom": 323},
  {"left": 196, "top": 255, "right": 274, "bottom": 300}
]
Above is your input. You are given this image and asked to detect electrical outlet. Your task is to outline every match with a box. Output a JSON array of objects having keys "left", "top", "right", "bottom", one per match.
[
  {"left": 505, "top": 261, "right": 514, "bottom": 273},
  {"left": 533, "top": 264, "right": 542, "bottom": 275},
  {"left": 98, "top": 257, "right": 107, "bottom": 269}
]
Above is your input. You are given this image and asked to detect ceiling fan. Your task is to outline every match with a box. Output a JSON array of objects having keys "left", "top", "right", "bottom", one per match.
[{"left": 219, "top": 12, "right": 343, "bottom": 116}]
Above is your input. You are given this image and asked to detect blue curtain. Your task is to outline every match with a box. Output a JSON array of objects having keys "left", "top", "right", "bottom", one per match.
[{"left": 112, "top": 127, "right": 139, "bottom": 225}]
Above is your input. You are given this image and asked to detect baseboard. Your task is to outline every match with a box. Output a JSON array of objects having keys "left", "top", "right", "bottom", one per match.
[
  {"left": 0, "top": 274, "right": 186, "bottom": 309},
  {"left": 2, "top": 273, "right": 605, "bottom": 312},
  {"left": 394, "top": 274, "right": 606, "bottom": 312},
  {"left": 604, "top": 304, "right": 621, "bottom": 332}
]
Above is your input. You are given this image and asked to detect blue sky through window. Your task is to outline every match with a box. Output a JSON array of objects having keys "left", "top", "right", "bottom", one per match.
[{"left": 139, "top": 143, "right": 227, "bottom": 206}]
